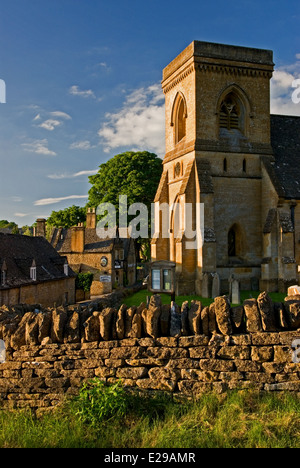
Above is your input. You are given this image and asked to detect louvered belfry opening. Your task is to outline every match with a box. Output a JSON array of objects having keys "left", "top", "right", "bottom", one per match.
[{"left": 220, "top": 93, "right": 240, "bottom": 131}]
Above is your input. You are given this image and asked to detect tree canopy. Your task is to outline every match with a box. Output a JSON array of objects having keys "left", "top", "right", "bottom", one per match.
[
  {"left": 88, "top": 151, "right": 163, "bottom": 261},
  {"left": 46, "top": 205, "right": 86, "bottom": 229},
  {"left": 88, "top": 151, "right": 162, "bottom": 214}
]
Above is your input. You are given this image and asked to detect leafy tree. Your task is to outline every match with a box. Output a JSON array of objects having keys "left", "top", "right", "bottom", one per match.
[
  {"left": 75, "top": 272, "right": 94, "bottom": 292},
  {"left": 88, "top": 151, "right": 163, "bottom": 261},
  {"left": 47, "top": 205, "right": 86, "bottom": 229},
  {"left": 22, "top": 225, "right": 33, "bottom": 236},
  {"left": 0, "top": 220, "right": 19, "bottom": 233}
]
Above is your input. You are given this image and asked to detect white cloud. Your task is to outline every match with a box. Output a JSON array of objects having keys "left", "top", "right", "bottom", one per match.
[
  {"left": 35, "top": 110, "right": 72, "bottom": 131},
  {"left": 39, "top": 119, "right": 62, "bottom": 131},
  {"left": 14, "top": 212, "right": 28, "bottom": 218},
  {"left": 270, "top": 55, "right": 300, "bottom": 116},
  {"left": 48, "top": 169, "right": 98, "bottom": 180},
  {"left": 69, "top": 85, "right": 96, "bottom": 99},
  {"left": 34, "top": 195, "right": 88, "bottom": 206},
  {"left": 69, "top": 140, "right": 96, "bottom": 150},
  {"left": 22, "top": 139, "right": 57, "bottom": 156},
  {"left": 98, "top": 82, "right": 165, "bottom": 157},
  {"left": 50, "top": 111, "right": 72, "bottom": 120}
]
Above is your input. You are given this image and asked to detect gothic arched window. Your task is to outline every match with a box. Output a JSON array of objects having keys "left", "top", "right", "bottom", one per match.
[
  {"left": 228, "top": 228, "right": 236, "bottom": 257},
  {"left": 172, "top": 93, "right": 187, "bottom": 144}
]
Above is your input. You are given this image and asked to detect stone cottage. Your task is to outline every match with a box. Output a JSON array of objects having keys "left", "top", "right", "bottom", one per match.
[
  {"left": 49, "top": 209, "right": 137, "bottom": 296},
  {"left": 0, "top": 233, "right": 76, "bottom": 307},
  {"left": 151, "top": 40, "right": 300, "bottom": 295}
]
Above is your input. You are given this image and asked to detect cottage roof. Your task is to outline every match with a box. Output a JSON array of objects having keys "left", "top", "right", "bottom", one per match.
[
  {"left": 0, "top": 233, "right": 75, "bottom": 289},
  {"left": 51, "top": 227, "right": 133, "bottom": 255}
]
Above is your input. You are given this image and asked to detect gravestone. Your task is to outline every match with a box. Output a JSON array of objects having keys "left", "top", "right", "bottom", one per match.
[
  {"left": 202, "top": 273, "right": 212, "bottom": 299},
  {"left": 0, "top": 340, "right": 6, "bottom": 364},
  {"left": 231, "top": 279, "right": 240, "bottom": 305},
  {"left": 228, "top": 274, "right": 234, "bottom": 298},
  {"left": 212, "top": 273, "right": 220, "bottom": 299}
]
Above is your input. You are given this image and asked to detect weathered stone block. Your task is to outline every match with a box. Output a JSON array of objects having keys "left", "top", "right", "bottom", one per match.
[
  {"left": 257, "top": 292, "right": 277, "bottom": 332},
  {"left": 116, "top": 367, "right": 148, "bottom": 379},
  {"left": 214, "top": 296, "right": 233, "bottom": 336},
  {"left": 51, "top": 309, "right": 68, "bottom": 344},
  {"left": 189, "top": 346, "right": 216, "bottom": 359},
  {"left": 217, "top": 346, "right": 250, "bottom": 360},
  {"left": 274, "top": 345, "right": 293, "bottom": 363},
  {"left": 243, "top": 299, "right": 262, "bottom": 333},
  {"left": 251, "top": 332, "right": 280, "bottom": 346},
  {"left": 251, "top": 346, "right": 273, "bottom": 362},
  {"left": 100, "top": 308, "right": 115, "bottom": 341},
  {"left": 200, "top": 359, "right": 235, "bottom": 372},
  {"left": 188, "top": 301, "right": 202, "bottom": 335},
  {"left": 83, "top": 313, "right": 99, "bottom": 343}
]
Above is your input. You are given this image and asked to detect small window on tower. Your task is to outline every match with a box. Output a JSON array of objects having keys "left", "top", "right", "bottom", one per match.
[{"left": 243, "top": 159, "right": 247, "bottom": 173}]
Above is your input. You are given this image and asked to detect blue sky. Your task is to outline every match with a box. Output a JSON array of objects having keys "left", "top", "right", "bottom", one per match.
[{"left": 0, "top": 0, "right": 300, "bottom": 226}]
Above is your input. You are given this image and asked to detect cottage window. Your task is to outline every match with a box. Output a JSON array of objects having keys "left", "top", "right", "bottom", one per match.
[{"left": 64, "top": 262, "right": 69, "bottom": 276}]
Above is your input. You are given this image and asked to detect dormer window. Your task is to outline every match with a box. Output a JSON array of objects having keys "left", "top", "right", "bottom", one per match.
[
  {"left": 1, "top": 270, "right": 6, "bottom": 286},
  {"left": 30, "top": 260, "right": 37, "bottom": 281},
  {"left": 64, "top": 261, "right": 69, "bottom": 276},
  {"left": 1, "top": 261, "right": 7, "bottom": 286}
]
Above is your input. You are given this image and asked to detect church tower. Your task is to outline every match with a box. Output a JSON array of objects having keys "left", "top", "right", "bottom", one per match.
[{"left": 151, "top": 40, "right": 277, "bottom": 295}]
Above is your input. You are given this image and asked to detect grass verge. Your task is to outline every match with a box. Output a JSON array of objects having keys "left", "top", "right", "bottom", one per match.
[{"left": 0, "top": 381, "right": 300, "bottom": 448}]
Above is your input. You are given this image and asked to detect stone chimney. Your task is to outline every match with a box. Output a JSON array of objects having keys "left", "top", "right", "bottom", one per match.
[
  {"left": 86, "top": 207, "right": 97, "bottom": 229},
  {"left": 71, "top": 224, "right": 85, "bottom": 253},
  {"left": 35, "top": 219, "right": 46, "bottom": 237}
]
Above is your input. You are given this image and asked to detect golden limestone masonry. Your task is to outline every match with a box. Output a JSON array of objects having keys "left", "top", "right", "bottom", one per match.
[{"left": 151, "top": 41, "right": 300, "bottom": 296}]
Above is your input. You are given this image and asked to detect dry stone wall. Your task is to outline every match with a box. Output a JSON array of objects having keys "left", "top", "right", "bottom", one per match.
[{"left": 1, "top": 292, "right": 300, "bottom": 413}]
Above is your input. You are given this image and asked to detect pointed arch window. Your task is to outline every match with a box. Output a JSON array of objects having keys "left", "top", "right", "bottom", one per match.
[
  {"left": 228, "top": 228, "right": 236, "bottom": 257},
  {"left": 172, "top": 93, "right": 187, "bottom": 144}
]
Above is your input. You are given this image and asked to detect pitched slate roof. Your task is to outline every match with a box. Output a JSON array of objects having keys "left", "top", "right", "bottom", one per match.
[
  {"left": 0, "top": 233, "right": 75, "bottom": 290},
  {"left": 51, "top": 227, "right": 132, "bottom": 256},
  {"left": 270, "top": 114, "right": 300, "bottom": 200}
]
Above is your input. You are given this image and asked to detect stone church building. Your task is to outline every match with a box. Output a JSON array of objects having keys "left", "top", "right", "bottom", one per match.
[{"left": 151, "top": 40, "right": 300, "bottom": 295}]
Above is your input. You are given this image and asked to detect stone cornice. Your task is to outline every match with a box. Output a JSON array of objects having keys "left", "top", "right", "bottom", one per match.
[{"left": 162, "top": 63, "right": 195, "bottom": 94}]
